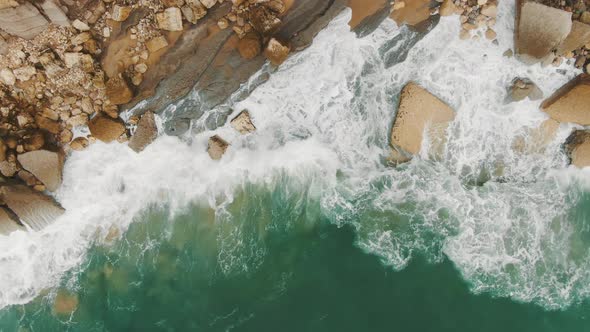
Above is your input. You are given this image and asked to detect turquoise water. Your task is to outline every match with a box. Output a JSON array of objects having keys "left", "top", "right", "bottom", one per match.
[{"left": 1, "top": 182, "right": 590, "bottom": 332}]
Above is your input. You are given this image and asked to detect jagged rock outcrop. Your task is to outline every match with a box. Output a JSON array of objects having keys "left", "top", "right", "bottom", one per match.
[
  {"left": 506, "top": 77, "right": 543, "bottom": 102},
  {"left": 0, "top": 184, "right": 64, "bottom": 232},
  {"left": 230, "top": 110, "right": 256, "bottom": 134},
  {"left": 565, "top": 130, "right": 590, "bottom": 168},
  {"left": 556, "top": 21, "right": 590, "bottom": 56},
  {"left": 88, "top": 114, "right": 126, "bottom": 143},
  {"left": 129, "top": 112, "right": 158, "bottom": 152},
  {"left": 17, "top": 150, "right": 63, "bottom": 192},
  {"left": 541, "top": 74, "right": 590, "bottom": 125},
  {"left": 207, "top": 135, "right": 229, "bottom": 160},
  {"left": 390, "top": 83, "right": 455, "bottom": 163},
  {"left": 515, "top": 0, "right": 572, "bottom": 63}
]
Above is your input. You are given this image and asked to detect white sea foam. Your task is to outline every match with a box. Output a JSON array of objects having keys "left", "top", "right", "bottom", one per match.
[{"left": 0, "top": 1, "right": 589, "bottom": 310}]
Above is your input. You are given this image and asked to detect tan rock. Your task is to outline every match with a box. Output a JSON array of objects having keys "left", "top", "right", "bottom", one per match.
[
  {"left": 556, "top": 21, "right": 590, "bottom": 56},
  {"left": 264, "top": 38, "right": 290, "bottom": 66},
  {"left": 146, "top": 36, "right": 169, "bottom": 53},
  {"left": 200, "top": 0, "right": 217, "bottom": 8},
  {"left": 88, "top": 114, "right": 126, "bottom": 143},
  {"left": 0, "top": 206, "right": 24, "bottom": 235},
  {"left": 53, "top": 290, "right": 78, "bottom": 316},
  {"left": 39, "top": 0, "right": 69, "bottom": 27},
  {"left": 481, "top": 3, "right": 497, "bottom": 17},
  {"left": 71, "top": 32, "right": 91, "bottom": 45},
  {"left": 18, "top": 150, "right": 63, "bottom": 192},
  {"left": 128, "top": 112, "right": 158, "bottom": 152},
  {"left": 506, "top": 77, "right": 543, "bottom": 102},
  {"left": 35, "top": 115, "right": 61, "bottom": 134},
  {"left": 207, "top": 135, "right": 229, "bottom": 160},
  {"left": 515, "top": 1, "right": 572, "bottom": 63},
  {"left": 70, "top": 137, "right": 89, "bottom": 151},
  {"left": 64, "top": 52, "right": 81, "bottom": 68},
  {"left": 217, "top": 18, "right": 229, "bottom": 29},
  {"left": 439, "top": 0, "right": 458, "bottom": 16},
  {"left": 0, "top": 161, "right": 17, "bottom": 177},
  {"left": 0, "top": 0, "right": 17, "bottom": 10},
  {"left": 230, "top": 110, "right": 256, "bottom": 134},
  {"left": 24, "top": 132, "right": 45, "bottom": 151},
  {"left": 542, "top": 74, "right": 590, "bottom": 125},
  {"left": 72, "top": 19, "right": 90, "bottom": 31},
  {"left": 485, "top": 28, "right": 497, "bottom": 40},
  {"left": 112, "top": 5, "right": 132, "bottom": 22},
  {"left": 238, "top": 32, "right": 261, "bottom": 60},
  {"left": 156, "top": 7, "right": 183, "bottom": 31},
  {"left": 390, "top": 83, "right": 455, "bottom": 162},
  {"left": 18, "top": 170, "right": 37, "bottom": 186},
  {"left": 0, "top": 2, "right": 49, "bottom": 39},
  {"left": 581, "top": 11, "right": 590, "bottom": 25},
  {"left": 0, "top": 138, "right": 5, "bottom": 162},
  {"left": 565, "top": 130, "right": 590, "bottom": 168},
  {"left": 13, "top": 66, "right": 36, "bottom": 81},
  {"left": 0, "top": 68, "right": 15, "bottom": 86},
  {"left": 0, "top": 184, "right": 64, "bottom": 231},
  {"left": 390, "top": 0, "right": 430, "bottom": 27},
  {"left": 106, "top": 76, "right": 133, "bottom": 105}
]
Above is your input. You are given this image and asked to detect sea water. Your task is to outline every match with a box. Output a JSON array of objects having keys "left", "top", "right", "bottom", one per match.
[{"left": 1, "top": 1, "right": 590, "bottom": 331}]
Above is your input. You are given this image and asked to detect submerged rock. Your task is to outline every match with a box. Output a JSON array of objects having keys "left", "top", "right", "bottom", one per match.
[
  {"left": 207, "top": 135, "right": 229, "bottom": 160},
  {"left": 264, "top": 38, "right": 290, "bottom": 66},
  {"left": 506, "top": 77, "right": 543, "bottom": 102},
  {"left": 17, "top": 150, "right": 63, "bottom": 192},
  {"left": 53, "top": 290, "right": 79, "bottom": 316},
  {"left": 565, "top": 130, "right": 590, "bottom": 168},
  {"left": 230, "top": 110, "right": 256, "bottom": 134},
  {"left": 515, "top": 0, "right": 572, "bottom": 63},
  {"left": 129, "top": 112, "right": 158, "bottom": 152},
  {"left": 390, "top": 83, "right": 455, "bottom": 163},
  {"left": 541, "top": 74, "right": 590, "bottom": 125},
  {"left": 0, "top": 184, "right": 65, "bottom": 231}
]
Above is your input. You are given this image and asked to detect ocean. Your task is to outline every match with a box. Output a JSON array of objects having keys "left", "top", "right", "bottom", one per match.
[{"left": 2, "top": 2, "right": 590, "bottom": 331}]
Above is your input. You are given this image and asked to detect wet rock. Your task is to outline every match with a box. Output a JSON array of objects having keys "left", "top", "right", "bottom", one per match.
[
  {"left": 512, "top": 119, "right": 559, "bottom": 155},
  {"left": 164, "top": 117, "right": 191, "bottom": 136},
  {"left": 106, "top": 76, "right": 133, "bottom": 105},
  {"left": 264, "top": 38, "right": 290, "bottom": 65},
  {"left": 17, "top": 150, "right": 63, "bottom": 192},
  {"left": 0, "top": 68, "right": 15, "bottom": 86},
  {"left": 112, "top": 5, "right": 132, "bottom": 22},
  {"left": 35, "top": 115, "right": 61, "bottom": 135},
  {"left": 53, "top": 290, "right": 78, "bottom": 316},
  {"left": 541, "top": 74, "right": 590, "bottom": 125},
  {"left": 556, "top": 21, "right": 590, "bottom": 56},
  {"left": 390, "top": 82, "right": 455, "bottom": 163},
  {"left": 146, "top": 36, "right": 169, "bottom": 53},
  {"left": 0, "top": 206, "right": 23, "bottom": 235},
  {"left": 249, "top": 4, "right": 282, "bottom": 35},
  {"left": 156, "top": 7, "right": 183, "bottom": 31},
  {"left": 207, "top": 135, "right": 229, "bottom": 160},
  {"left": 230, "top": 110, "right": 256, "bottom": 134},
  {"left": 129, "top": 112, "right": 158, "bottom": 152},
  {"left": 515, "top": 1, "right": 572, "bottom": 63},
  {"left": 0, "top": 184, "right": 65, "bottom": 231},
  {"left": 69, "top": 137, "right": 89, "bottom": 151},
  {"left": 0, "top": 0, "right": 17, "bottom": 10},
  {"left": 565, "top": 130, "right": 590, "bottom": 167},
  {"left": 0, "top": 161, "right": 16, "bottom": 177},
  {"left": 506, "top": 77, "right": 543, "bottom": 102},
  {"left": 439, "top": 0, "right": 459, "bottom": 16},
  {"left": 238, "top": 32, "right": 262, "bottom": 59},
  {"left": 390, "top": 0, "right": 431, "bottom": 28},
  {"left": 88, "top": 114, "right": 126, "bottom": 143},
  {"left": 0, "top": 2, "right": 48, "bottom": 39}
]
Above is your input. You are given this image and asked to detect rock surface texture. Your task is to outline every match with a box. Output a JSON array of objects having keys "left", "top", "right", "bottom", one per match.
[
  {"left": 129, "top": 112, "right": 158, "bottom": 152},
  {"left": 565, "top": 130, "right": 590, "bottom": 168},
  {"left": 17, "top": 150, "right": 63, "bottom": 192},
  {"left": 507, "top": 77, "right": 543, "bottom": 102},
  {"left": 542, "top": 74, "right": 590, "bottom": 125},
  {"left": 0, "top": 184, "right": 64, "bottom": 232},
  {"left": 230, "top": 110, "right": 256, "bottom": 134},
  {"left": 207, "top": 135, "right": 229, "bottom": 160}
]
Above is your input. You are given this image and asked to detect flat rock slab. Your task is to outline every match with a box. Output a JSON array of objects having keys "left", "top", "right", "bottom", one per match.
[
  {"left": 0, "top": 2, "right": 49, "bottom": 39},
  {"left": 542, "top": 74, "right": 590, "bottom": 125},
  {"left": 0, "top": 184, "right": 64, "bottom": 231},
  {"left": 129, "top": 111, "right": 158, "bottom": 152},
  {"left": 17, "top": 150, "right": 63, "bottom": 192},
  {"left": 390, "top": 0, "right": 432, "bottom": 29},
  {"left": 88, "top": 114, "right": 126, "bottom": 143},
  {"left": 390, "top": 83, "right": 455, "bottom": 161},
  {"left": 515, "top": 0, "right": 572, "bottom": 62},
  {"left": 557, "top": 21, "right": 590, "bottom": 56}
]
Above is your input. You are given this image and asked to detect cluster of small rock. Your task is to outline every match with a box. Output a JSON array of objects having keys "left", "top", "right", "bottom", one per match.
[{"left": 440, "top": 0, "right": 499, "bottom": 41}]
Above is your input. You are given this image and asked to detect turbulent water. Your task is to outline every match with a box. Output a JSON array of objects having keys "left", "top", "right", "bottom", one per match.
[{"left": 2, "top": 1, "right": 590, "bottom": 330}]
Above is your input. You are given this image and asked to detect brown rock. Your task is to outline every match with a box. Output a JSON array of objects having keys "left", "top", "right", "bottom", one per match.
[
  {"left": 106, "top": 76, "right": 133, "bottom": 105},
  {"left": 35, "top": 115, "right": 61, "bottom": 135},
  {"left": 390, "top": 0, "right": 430, "bottom": 27},
  {"left": 88, "top": 114, "right": 126, "bottom": 143},
  {"left": 565, "top": 130, "right": 590, "bottom": 167},
  {"left": 53, "top": 290, "right": 78, "bottom": 316},
  {"left": 146, "top": 36, "right": 169, "bottom": 53},
  {"left": 23, "top": 132, "right": 45, "bottom": 151},
  {"left": 230, "top": 110, "right": 256, "bottom": 134},
  {"left": 542, "top": 74, "right": 590, "bottom": 125},
  {"left": 128, "top": 112, "right": 158, "bottom": 152},
  {"left": 0, "top": 161, "right": 16, "bottom": 177},
  {"left": 112, "top": 5, "right": 132, "bottom": 22},
  {"left": 0, "top": 184, "right": 64, "bottom": 231},
  {"left": 238, "top": 32, "right": 262, "bottom": 60},
  {"left": 156, "top": 7, "right": 183, "bottom": 31},
  {"left": 264, "top": 38, "right": 290, "bottom": 66},
  {"left": 515, "top": 1, "right": 572, "bottom": 63},
  {"left": 207, "top": 135, "right": 229, "bottom": 160},
  {"left": 556, "top": 21, "right": 590, "bottom": 56},
  {"left": 249, "top": 5, "right": 282, "bottom": 35},
  {"left": 390, "top": 83, "right": 455, "bottom": 162},
  {"left": 0, "top": 138, "right": 5, "bottom": 162},
  {"left": 439, "top": 0, "right": 458, "bottom": 16},
  {"left": 70, "top": 137, "right": 89, "bottom": 151},
  {"left": 17, "top": 150, "right": 63, "bottom": 192}
]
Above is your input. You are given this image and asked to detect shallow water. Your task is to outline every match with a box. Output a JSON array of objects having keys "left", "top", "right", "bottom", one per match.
[{"left": 1, "top": 1, "right": 590, "bottom": 330}]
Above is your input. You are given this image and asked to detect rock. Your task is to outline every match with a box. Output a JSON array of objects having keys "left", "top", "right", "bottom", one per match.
[
  {"left": 230, "top": 110, "right": 256, "bottom": 134},
  {"left": 439, "top": 0, "right": 458, "bottom": 16},
  {"left": 0, "top": 184, "right": 64, "bottom": 231},
  {"left": 512, "top": 119, "right": 559, "bottom": 154},
  {"left": 238, "top": 32, "right": 262, "bottom": 60},
  {"left": 249, "top": 5, "right": 282, "bottom": 35},
  {"left": 128, "top": 112, "right": 158, "bottom": 152},
  {"left": 53, "top": 290, "right": 78, "bottom": 316},
  {"left": 17, "top": 150, "right": 63, "bottom": 192},
  {"left": 71, "top": 32, "right": 91, "bottom": 45},
  {"left": 541, "top": 74, "right": 590, "bottom": 125},
  {"left": 581, "top": 11, "right": 590, "bottom": 25},
  {"left": 485, "top": 28, "right": 497, "bottom": 40},
  {"left": 390, "top": 0, "right": 431, "bottom": 27},
  {"left": 481, "top": 3, "right": 497, "bottom": 17},
  {"left": 40, "top": 0, "right": 69, "bottom": 27},
  {"left": 112, "top": 5, "right": 132, "bottom": 22},
  {"left": 506, "top": 77, "right": 543, "bottom": 102},
  {"left": 0, "top": 0, "right": 17, "bottom": 10},
  {"left": 72, "top": 19, "right": 90, "bottom": 31},
  {"left": 207, "top": 135, "right": 229, "bottom": 160},
  {"left": 35, "top": 115, "right": 61, "bottom": 134},
  {"left": 503, "top": 49, "right": 514, "bottom": 57},
  {"left": 106, "top": 76, "right": 133, "bottom": 105},
  {"left": 17, "top": 170, "right": 37, "bottom": 186},
  {"left": 64, "top": 52, "right": 81, "bottom": 68},
  {"left": 0, "top": 2, "right": 49, "bottom": 39},
  {"left": 217, "top": 18, "right": 229, "bottom": 29},
  {"left": 0, "top": 206, "right": 23, "bottom": 235},
  {"left": 88, "top": 114, "right": 126, "bottom": 143},
  {"left": 0, "top": 139, "right": 5, "bottom": 162},
  {"left": 0, "top": 161, "right": 16, "bottom": 177},
  {"left": 565, "top": 130, "right": 590, "bottom": 168},
  {"left": 390, "top": 83, "right": 455, "bottom": 162},
  {"left": 264, "top": 38, "right": 290, "bottom": 65},
  {"left": 515, "top": 1, "right": 572, "bottom": 63},
  {"left": 156, "top": 7, "right": 183, "bottom": 31},
  {"left": 200, "top": 0, "right": 217, "bottom": 8},
  {"left": 0, "top": 68, "right": 15, "bottom": 86},
  {"left": 146, "top": 36, "right": 169, "bottom": 53},
  {"left": 13, "top": 66, "right": 36, "bottom": 81},
  {"left": 70, "top": 137, "right": 89, "bottom": 151},
  {"left": 556, "top": 21, "right": 590, "bottom": 56},
  {"left": 24, "top": 132, "right": 45, "bottom": 151}
]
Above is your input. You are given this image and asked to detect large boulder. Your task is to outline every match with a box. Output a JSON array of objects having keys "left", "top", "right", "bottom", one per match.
[
  {"left": 17, "top": 150, "right": 63, "bottom": 192},
  {"left": 565, "top": 130, "right": 590, "bottom": 168},
  {"left": 541, "top": 74, "right": 590, "bottom": 125},
  {"left": 390, "top": 83, "right": 455, "bottom": 163},
  {"left": 556, "top": 21, "right": 590, "bottom": 56},
  {"left": 128, "top": 112, "right": 158, "bottom": 152},
  {"left": 515, "top": 0, "right": 572, "bottom": 63},
  {"left": 0, "top": 184, "right": 65, "bottom": 231},
  {"left": 88, "top": 114, "right": 126, "bottom": 143},
  {"left": 0, "top": 206, "right": 23, "bottom": 235},
  {"left": 207, "top": 135, "right": 229, "bottom": 160}
]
